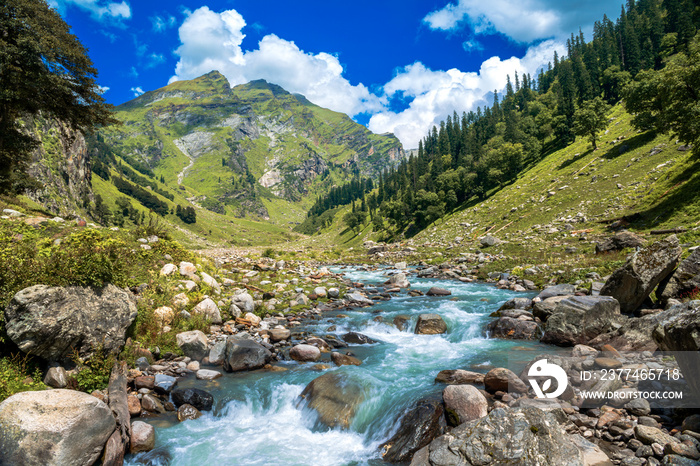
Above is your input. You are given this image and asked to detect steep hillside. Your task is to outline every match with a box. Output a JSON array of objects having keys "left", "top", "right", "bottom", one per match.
[
  {"left": 98, "top": 71, "right": 404, "bottom": 225},
  {"left": 308, "top": 104, "right": 700, "bottom": 268}
]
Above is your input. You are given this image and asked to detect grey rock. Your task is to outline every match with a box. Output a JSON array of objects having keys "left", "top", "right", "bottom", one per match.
[
  {"left": 658, "top": 248, "right": 700, "bottom": 305},
  {"left": 595, "top": 231, "right": 647, "bottom": 254},
  {"left": 442, "top": 384, "right": 488, "bottom": 426},
  {"left": 380, "top": 396, "right": 446, "bottom": 463},
  {"left": 536, "top": 284, "right": 576, "bottom": 301},
  {"left": 290, "top": 344, "right": 321, "bottom": 362},
  {"left": 130, "top": 421, "right": 155, "bottom": 454},
  {"left": 191, "top": 298, "right": 222, "bottom": 324},
  {"left": 426, "top": 287, "right": 451, "bottom": 296},
  {"left": 43, "top": 366, "right": 68, "bottom": 388},
  {"left": 415, "top": 314, "right": 447, "bottom": 334},
  {"left": 299, "top": 372, "right": 366, "bottom": 429},
  {"left": 487, "top": 316, "right": 540, "bottom": 340},
  {"left": 480, "top": 235, "right": 501, "bottom": 247},
  {"left": 410, "top": 407, "right": 585, "bottom": 466},
  {"left": 4, "top": 284, "right": 137, "bottom": 361},
  {"left": 600, "top": 235, "right": 682, "bottom": 313},
  {"left": 541, "top": 295, "right": 622, "bottom": 346},
  {"left": 153, "top": 374, "right": 177, "bottom": 394},
  {"left": 223, "top": 336, "right": 272, "bottom": 372},
  {"left": 208, "top": 339, "right": 227, "bottom": 366},
  {"left": 171, "top": 388, "right": 214, "bottom": 411},
  {"left": 176, "top": 330, "right": 208, "bottom": 361},
  {"left": 533, "top": 295, "right": 572, "bottom": 322},
  {"left": 0, "top": 389, "right": 116, "bottom": 466}
]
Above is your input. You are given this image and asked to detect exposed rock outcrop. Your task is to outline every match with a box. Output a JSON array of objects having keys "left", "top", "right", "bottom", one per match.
[
  {"left": 4, "top": 284, "right": 138, "bottom": 361},
  {"left": 600, "top": 235, "right": 682, "bottom": 314}
]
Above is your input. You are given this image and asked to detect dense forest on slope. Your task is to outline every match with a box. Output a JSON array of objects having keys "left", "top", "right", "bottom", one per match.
[{"left": 302, "top": 0, "right": 700, "bottom": 238}]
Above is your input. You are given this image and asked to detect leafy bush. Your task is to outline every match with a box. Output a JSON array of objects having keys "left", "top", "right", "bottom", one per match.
[
  {"left": 73, "top": 346, "right": 114, "bottom": 393},
  {"left": 0, "top": 354, "right": 46, "bottom": 402}
]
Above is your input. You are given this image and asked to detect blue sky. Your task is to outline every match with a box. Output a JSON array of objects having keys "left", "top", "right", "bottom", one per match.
[{"left": 50, "top": 0, "right": 624, "bottom": 148}]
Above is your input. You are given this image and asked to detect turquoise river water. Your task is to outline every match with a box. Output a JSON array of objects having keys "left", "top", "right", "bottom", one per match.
[{"left": 127, "top": 266, "right": 565, "bottom": 465}]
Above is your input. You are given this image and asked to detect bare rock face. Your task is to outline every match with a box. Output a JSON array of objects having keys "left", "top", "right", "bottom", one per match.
[
  {"left": 595, "top": 231, "right": 647, "bottom": 254},
  {"left": 223, "top": 336, "right": 272, "bottom": 372},
  {"left": 0, "top": 389, "right": 116, "bottom": 466},
  {"left": 4, "top": 284, "right": 137, "bottom": 361},
  {"left": 600, "top": 235, "right": 682, "bottom": 314},
  {"left": 381, "top": 396, "right": 446, "bottom": 463},
  {"left": 652, "top": 300, "right": 700, "bottom": 399},
  {"left": 541, "top": 296, "right": 623, "bottom": 347},
  {"left": 410, "top": 407, "right": 585, "bottom": 466},
  {"left": 658, "top": 248, "right": 700, "bottom": 305},
  {"left": 442, "top": 385, "right": 488, "bottom": 426},
  {"left": 298, "top": 372, "right": 366, "bottom": 429}
]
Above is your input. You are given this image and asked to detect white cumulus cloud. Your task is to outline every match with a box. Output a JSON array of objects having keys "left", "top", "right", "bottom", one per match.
[
  {"left": 369, "top": 40, "right": 564, "bottom": 149},
  {"left": 131, "top": 86, "right": 144, "bottom": 97},
  {"left": 424, "top": 0, "right": 620, "bottom": 43},
  {"left": 170, "top": 7, "right": 384, "bottom": 117}
]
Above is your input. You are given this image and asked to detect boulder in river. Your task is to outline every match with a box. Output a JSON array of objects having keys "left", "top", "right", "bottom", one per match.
[
  {"left": 435, "top": 370, "right": 484, "bottom": 385},
  {"left": 409, "top": 407, "right": 589, "bottom": 466},
  {"left": 223, "top": 336, "right": 272, "bottom": 372},
  {"left": 600, "top": 234, "right": 682, "bottom": 314},
  {"left": 380, "top": 395, "right": 446, "bottom": 463},
  {"left": 130, "top": 421, "right": 155, "bottom": 454},
  {"left": 426, "top": 287, "right": 451, "bottom": 296},
  {"left": 299, "top": 372, "right": 366, "bottom": 429},
  {"left": 0, "top": 389, "right": 116, "bottom": 466},
  {"left": 497, "top": 297, "right": 533, "bottom": 311},
  {"left": 331, "top": 352, "right": 362, "bottom": 366},
  {"left": 535, "top": 284, "right": 576, "bottom": 301},
  {"left": 532, "top": 295, "right": 571, "bottom": 322},
  {"left": 415, "top": 314, "right": 447, "bottom": 334},
  {"left": 177, "top": 403, "right": 202, "bottom": 422},
  {"left": 171, "top": 388, "right": 214, "bottom": 411},
  {"left": 4, "top": 284, "right": 137, "bottom": 361},
  {"left": 386, "top": 273, "right": 410, "bottom": 288},
  {"left": 290, "top": 344, "right": 321, "bottom": 362},
  {"left": 541, "top": 295, "right": 623, "bottom": 347},
  {"left": 487, "top": 316, "right": 540, "bottom": 340},
  {"left": 343, "top": 332, "right": 377, "bottom": 344}
]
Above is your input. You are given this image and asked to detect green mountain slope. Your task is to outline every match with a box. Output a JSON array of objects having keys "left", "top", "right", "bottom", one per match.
[
  {"left": 97, "top": 71, "right": 404, "bottom": 226},
  {"left": 309, "top": 104, "right": 700, "bottom": 264}
]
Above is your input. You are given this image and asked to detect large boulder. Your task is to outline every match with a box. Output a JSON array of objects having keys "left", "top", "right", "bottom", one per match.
[
  {"left": 386, "top": 273, "right": 410, "bottom": 289},
  {"left": 4, "top": 284, "right": 137, "bottom": 361},
  {"left": 595, "top": 231, "right": 647, "bottom": 254},
  {"left": 415, "top": 314, "right": 447, "bottom": 334},
  {"left": 484, "top": 367, "right": 528, "bottom": 394},
  {"left": 176, "top": 330, "right": 208, "bottom": 361},
  {"left": 409, "top": 407, "right": 586, "bottom": 466},
  {"left": 541, "top": 296, "right": 623, "bottom": 347},
  {"left": 0, "top": 389, "right": 116, "bottom": 466},
  {"left": 171, "top": 388, "right": 214, "bottom": 411},
  {"left": 191, "top": 298, "right": 222, "bottom": 324},
  {"left": 223, "top": 336, "right": 272, "bottom": 372},
  {"left": 130, "top": 421, "right": 155, "bottom": 454},
  {"left": 658, "top": 248, "right": 700, "bottom": 305},
  {"left": 289, "top": 344, "right": 321, "bottom": 362},
  {"left": 652, "top": 300, "right": 700, "bottom": 398},
  {"left": 535, "top": 284, "right": 576, "bottom": 301},
  {"left": 380, "top": 396, "right": 446, "bottom": 463},
  {"left": 435, "top": 370, "right": 484, "bottom": 385},
  {"left": 533, "top": 296, "right": 572, "bottom": 322},
  {"left": 487, "top": 317, "right": 540, "bottom": 340},
  {"left": 589, "top": 310, "right": 672, "bottom": 351},
  {"left": 342, "top": 332, "right": 377, "bottom": 344},
  {"left": 232, "top": 292, "right": 255, "bottom": 313},
  {"left": 442, "top": 385, "right": 488, "bottom": 426},
  {"left": 299, "top": 372, "right": 366, "bottom": 429},
  {"left": 600, "top": 235, "right": 682, "bottom": 314}
]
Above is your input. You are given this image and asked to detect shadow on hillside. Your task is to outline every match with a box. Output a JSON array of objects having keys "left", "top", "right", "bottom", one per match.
[
  {"left": 627, "top": 156, "right": 700, "bottom": 229},
  {"left": 601, "top": 131, "right": 657, "bottom": 160},
  {"left": 558, "top": 149, "right": 593, "bottom": 170}
]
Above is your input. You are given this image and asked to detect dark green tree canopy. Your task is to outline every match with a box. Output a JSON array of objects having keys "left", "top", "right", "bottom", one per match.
[{"left": 0, "top": 0, "right": 117, "bottom": 193}]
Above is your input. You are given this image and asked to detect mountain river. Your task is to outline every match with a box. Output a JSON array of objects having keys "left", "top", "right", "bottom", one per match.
[{"left": 127, "top": 266, "right": 566, "bottom": 465}]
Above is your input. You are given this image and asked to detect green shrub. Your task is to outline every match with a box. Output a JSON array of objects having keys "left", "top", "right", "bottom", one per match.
[
  {"left": 73, "top": 346, "right": 115, "bottom": 393},
  {"left": 0, "top": 354, "right": 46, "bottom": 402}
]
